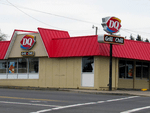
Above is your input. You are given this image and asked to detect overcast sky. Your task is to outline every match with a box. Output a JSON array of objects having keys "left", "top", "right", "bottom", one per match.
[{"left": 0, "top": 0, "right": 150, "bottom": 40}]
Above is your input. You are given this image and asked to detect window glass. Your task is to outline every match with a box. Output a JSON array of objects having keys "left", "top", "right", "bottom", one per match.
[
  {"left": 29, "top": 58, "right": 39, "bottom": 73},
  {"left": 8, "top": 60, "right": 17, "bottom": 73},
  {"left": 126, "top": 61, "right": 133, "bottom": 79},
  {"left": 82, "top": 56, "right": 94, "bottom": 72},
  {"left": 18, "top": 58, "right": 27, "bottom": 73},
  {"left": 136, "top": 62, "right": 142, "bottom": 78},
  {"left": 0, "top": 61, "right": 7, "bottom": 73},
  {"left": 119, "top": 60, "right": 133, "bottom": 79},
  {"left": 119, "top": 60, "right": 125, "bottom": 78},
  {"left": 143, "top": 62, "right": 149, "bottom": 79}
]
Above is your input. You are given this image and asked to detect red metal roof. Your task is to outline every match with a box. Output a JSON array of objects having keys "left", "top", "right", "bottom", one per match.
[
  {"left": 38, "top": 27, "right": 70, "bottom": 57},
  {"left": 49, "top": 34, "right": 150, "bottom": 61},
  {"left": 51, "top": 35, "right": 100, "bottom": 57},
  {"left": 0, "top": 41, "right": 10, "bottom": 59},
  {"left": 113, "top": 40, "right": 150, "bottom": 61},
  {"left": 2, "top": 28, "right": 150, "bottom": 61}
]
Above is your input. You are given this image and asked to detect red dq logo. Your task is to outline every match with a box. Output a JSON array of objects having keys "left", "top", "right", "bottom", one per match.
[
  {"left": 102, "top": 17, "right": 121, "bottom": 34},
  {"left": 20, "top": 35, "right": 36, "bottom": 50},
  {"left": 108, "top": 20, "right": 120, "bottom": 30}
]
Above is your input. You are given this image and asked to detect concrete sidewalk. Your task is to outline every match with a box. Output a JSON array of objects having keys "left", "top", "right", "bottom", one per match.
[{"left": 59, "top": 89, "right": 150, "bottom": 97}]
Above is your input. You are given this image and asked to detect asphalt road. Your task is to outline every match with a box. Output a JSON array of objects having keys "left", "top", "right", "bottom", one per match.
[{"left": 0, "top": 88, "right": 150, "bottom": 113}]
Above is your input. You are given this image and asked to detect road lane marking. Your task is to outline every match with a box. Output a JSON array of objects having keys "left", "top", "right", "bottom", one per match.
[
  {"left": 106, "top": 96, "right": 140, "bottom": 102},
  {"left": 121, "top": 106, "right": 150, "bottom": 113},
  {"left": 31, "top": 101, "right": 41, "bottom": 103},
  {"left": 0, "top": 96, "right": 66, "bottom": 102},
  {"left": 32, "top": 96, "right": 139, "bottom": 113},
  {"left": 0, "top": 101, "right": 62, "bottom": 107}
]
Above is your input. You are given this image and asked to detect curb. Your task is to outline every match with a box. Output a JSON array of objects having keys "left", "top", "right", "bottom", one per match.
[
  {"left": 0, "top": 86, "right": 149, "bottom": 97},
  {"left": 58, "top": 89, "right": 150, "bottom": 97}
]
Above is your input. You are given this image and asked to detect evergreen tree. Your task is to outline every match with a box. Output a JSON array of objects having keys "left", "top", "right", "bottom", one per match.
[
  {"left": 136, "top": 34, "right": 142, "bottom": 41},
  {"left": 130, "top": 34, "right": 134, "bottom": 40},
  {"left": 145, "top": 38, "right": 149, "bottom": 42},
  {"left": 0, "top": 30, "right": 7, "bottom": 41}
]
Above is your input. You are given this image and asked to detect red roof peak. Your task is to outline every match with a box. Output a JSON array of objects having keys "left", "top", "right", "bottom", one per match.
[
  {"left": 38, "top": 27, "right": 70, "bottom": 57},
  {"left": 38, "top": 27, "right": 68, "bottom": 33},
  {"left": 14, "top": 29, "right": 38, "bottom": 33}
]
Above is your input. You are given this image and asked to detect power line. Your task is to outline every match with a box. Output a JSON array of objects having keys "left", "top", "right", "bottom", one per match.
[
  {"left": 121, "top": 28, "right": 150, "bottom": 40},
  {"left": 1, "top": 2, "right": 99, "bottom": 25},
  {"left": 6, "top": 0, "right": 65, "bottom": 30},
  {"left": 3, "top": 1, "right": 100, "bottom": 33},
  {"left": 121, "top": 29, "right": 137, "bottom": 36},
  {"left": 121, "top": 28, "right": 150, "bottom": 35},
  {"left": 3, "top": 1, "right": 150, "bottom": 37}
]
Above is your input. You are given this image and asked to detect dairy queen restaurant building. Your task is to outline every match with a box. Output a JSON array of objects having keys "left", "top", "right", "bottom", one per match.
[{"left": 0, "top": 27, "right": 150, "bottom": 90}]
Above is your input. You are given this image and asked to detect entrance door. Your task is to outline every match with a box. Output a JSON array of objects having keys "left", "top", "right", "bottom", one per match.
[{"left": 81, "top": 56, "right": 94, "bottom": 87}]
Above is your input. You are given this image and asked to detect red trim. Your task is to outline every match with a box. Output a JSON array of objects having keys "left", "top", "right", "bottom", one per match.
[
  {"left": 9, "top": 29, "right": 38, "bottom": 42},
  {"left": 0, "top": 41, "right": 10, "bottom": 59},
  {"left": 14, "top": 29, "right": 38, "bottom": 33},
  {"left": 38, "top": 27, "right": 70, "bottom": 58}
]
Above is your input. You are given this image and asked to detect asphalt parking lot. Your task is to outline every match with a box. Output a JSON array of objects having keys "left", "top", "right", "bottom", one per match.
[{"left": 0, "top": 88, "right": 150, "bottom": 113}]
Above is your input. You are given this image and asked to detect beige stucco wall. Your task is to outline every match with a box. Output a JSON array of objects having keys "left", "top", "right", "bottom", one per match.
[
  {"left": 118, "top": 78, "right": 149, "bottom": 89},
  {"left": 134, "top": 79, "right": 149, "bottom": 89},
  {"left": 94, "top": 56, "right": 118, "bottom": 90},
  {"left": 0, "top": 55, "right": 149, "bottom": 90},
  {"left": 118, "top": 60, "right": 150, "bottom": 89},
  {"left": 39, "top": 57, "right": 81, "bottom": 88},
  {"left": 39, "top": 56, "right": 118, "bottom": 90},
  {"left": 118, "top": 79, "right": 133, "bottom": 89},
  {"left": 0, "top": 79, "right": 39, "bottom": 87},
  {"left": 0, "top": 56, "right": 119, "bottom": 90},
  {"left": 8, "top": 33, "right": 48, "bottom": 58}
]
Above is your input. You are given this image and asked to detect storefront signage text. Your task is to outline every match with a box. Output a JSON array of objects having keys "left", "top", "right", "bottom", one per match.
[
  {"left": 21, "top": 51, "right": 35, "bottom": 56},
  {"left": 20, "top": 35, "right": 36, "bottom": 50},
  {"left": 104, "top": 34, "right": 124, "bottom": 44},
  {"left": 101, "top": 17, "right": 121, "bottom": 34}
]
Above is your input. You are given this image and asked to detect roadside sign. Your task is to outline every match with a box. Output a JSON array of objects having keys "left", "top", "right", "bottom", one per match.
[
  {"left": 104, "top": 34, "right": 124, "bottom": 44},
  {"left": 101, "top": 16, "right": 121, "bottom": 34},
  {"left": 100, "top": 16, "right": 123, "bottom": 91},
  {"left": 98, "top": 34, "right": 124, "bottom": 45}
]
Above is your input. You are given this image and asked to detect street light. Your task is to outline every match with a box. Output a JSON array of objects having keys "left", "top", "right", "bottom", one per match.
[{"left": 92, "top": 25, "right": 98, "bottom": 35}]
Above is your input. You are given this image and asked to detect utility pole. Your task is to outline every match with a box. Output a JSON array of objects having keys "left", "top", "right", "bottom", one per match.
[
  {"left": 109, "top": 43, "right": 112, "bottom": 91},
  {"left": 92, "top": 25, "right": 98, "bottom": 35}
]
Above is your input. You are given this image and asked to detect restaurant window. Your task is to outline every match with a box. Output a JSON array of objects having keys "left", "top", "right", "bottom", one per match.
[
  {"left": 126, "top": 61, "right": 133, "bottom": 78},
  {"left": 143, "top": 62, "right": 149, "bottom": 79},
  {"left": 0, "top": 58, "right": 39, "bottom": 79},
  {"left": 8, "top": 60, "right": 17, "bottom": 73},
  {"left": 119, "top": 60, "right": 125, "bottom": 78},
  {"left": 136, "top": 62, "right": 142, "bottom": 78},
  {"left": 82, "top": 56, "right": 94, "bottom": 72},
  {"left": 0, "top": 61, "right": 7, "bottom": 73},
  {"left": 136, "top": 62, "right": 149, "bottom": 79},
  {"left": 119, "top": 60, "right": 133, "bottom": 79},
  {"left": 18, "top": 58, "right": 27, "bottom": 73},
  {"left": 29, "top": 58, "right": 39, "bottom": 73}
]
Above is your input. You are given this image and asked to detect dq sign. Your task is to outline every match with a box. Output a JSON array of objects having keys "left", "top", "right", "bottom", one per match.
[
  {"left": 20, "top": 35, "right": 36, "bottom": 50},
  {"left": 101, "top": 17, "right": 121, "bottom": 34}
]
